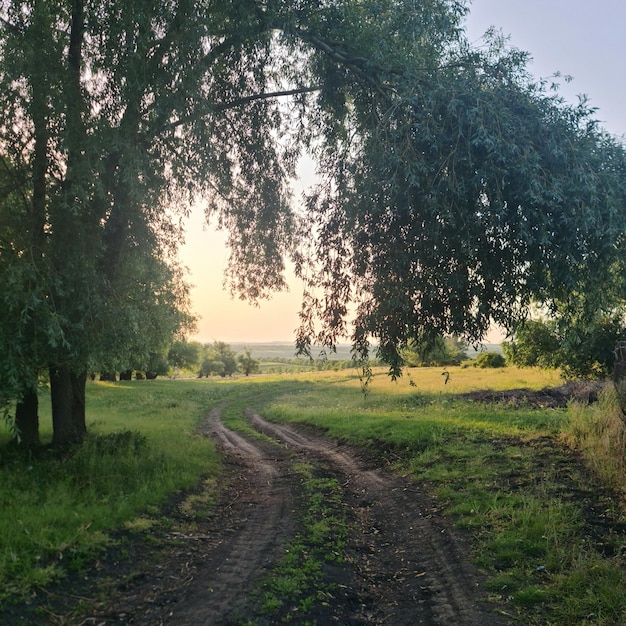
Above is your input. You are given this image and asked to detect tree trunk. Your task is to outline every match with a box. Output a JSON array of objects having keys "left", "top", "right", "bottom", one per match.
[
  {"left": 613, "top": 341, "right": 626, "bottom": 415},
  {"left": 50, "top": 366, "right": 87, "bottom": 446},
  {"left": 13, "top": 1, "right": 48, "bottom": 451},
  {"left": 14, "top": 387, "right": 40, "bottom": 447}
]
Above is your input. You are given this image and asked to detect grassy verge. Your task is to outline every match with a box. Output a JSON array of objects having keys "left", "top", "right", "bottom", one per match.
[
  {"left": 259, "top": 366, "right": 626, "bottom": 626},
  {"left": 562, "top": 384, "right": 626, "bottom": 489},
  {"left": 0, "top": 379, "right": 236, "bottom": 605}
]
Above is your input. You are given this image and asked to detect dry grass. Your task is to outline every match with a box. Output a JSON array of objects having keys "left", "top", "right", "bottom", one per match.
[
  {"left": 562, "top": 383, "right": 626, "bottom": 490},
  {"left": 279, "top": 364, "right": 563, "bottom": 396}
]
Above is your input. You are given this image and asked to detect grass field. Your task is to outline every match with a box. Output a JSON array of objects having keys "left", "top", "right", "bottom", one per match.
[{"left": 1, "top": 365, "right": 624, "bottom": 624}]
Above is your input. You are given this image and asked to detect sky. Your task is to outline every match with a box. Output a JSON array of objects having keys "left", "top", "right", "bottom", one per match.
[{"left": 181, "top": 0, "right": 626, "bottom": 345}]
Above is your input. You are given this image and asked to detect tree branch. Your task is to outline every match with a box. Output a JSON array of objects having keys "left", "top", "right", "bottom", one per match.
[
  {"left": 212, "top": 86, "right": 321, "bottom": 112},
  {"left": 166, "top": 85, "right": 321, "bottom": 131}
]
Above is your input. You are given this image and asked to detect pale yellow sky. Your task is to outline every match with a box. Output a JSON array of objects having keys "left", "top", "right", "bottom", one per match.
[
  {"left": 181, "top": 207, "right": 305, "bottom": 343},
  {"left": 181, "top": 186, "right": 504, "bottom": 346}
]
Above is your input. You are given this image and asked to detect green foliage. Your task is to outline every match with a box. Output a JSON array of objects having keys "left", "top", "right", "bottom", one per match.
[
  {"left": 168, "top": 341, "right": 202, "bottom": 372},
  {"left": 504, "top": 312, "right": 626, "bottom": 378},
  {"left": 474, "top": 351, "right": 506, "bottom": 368},
  {"left": 401, "top": 335, "right": 467, "bottom": 367},
  {"left": 199, "top": 341, "right": 239, "bottom": 378},
  {"left": 563, "top": 385, "right": 626, "bottom": 489},
  {"left": 291, "top": 4, "right": 626, "bottom": 376},
  {"left": 557, "top": 313, "right": 626, "bottom": 379},
  {"left": 503, "top": 319, "right": 561, "bottom": 369},
  {"left": 0, "top": 157, "right": 51, "bottom": 408},
  {"left": 0, "top": 0, "right": 198, "bottom": 442},
  {"left": 143, "top": 351, "right": 171, "bottom": 379},
  {"left": 0, "top": 379, "right": 226, "bottom": 604},
  {"left": 237, "top": 348, "right": 260, "bottom": 376}
]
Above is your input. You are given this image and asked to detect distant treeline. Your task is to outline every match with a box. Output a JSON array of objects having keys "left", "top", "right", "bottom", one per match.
[
  {"left": 96, "top": 339, "right": 506, "bottom": 381},
  {"left": 258, "top": 356, "right": 383, "bottom": 373}
]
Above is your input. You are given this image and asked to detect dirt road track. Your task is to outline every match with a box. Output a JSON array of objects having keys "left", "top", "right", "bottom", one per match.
[
  {"left": 82, "top": 404, "right": 508, "bottom": 625},
  {"left": 245, "top": 410, "right": 504, "bottom": 626}
]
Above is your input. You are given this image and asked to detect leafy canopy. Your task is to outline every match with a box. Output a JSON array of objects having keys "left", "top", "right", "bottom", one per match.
[
  {"left": 287, "top": 10, "right": 626, "bottom": 375},
  {"left": 1, "top": 0, "right": 624, "bottom": 397},
  {"left": 504, "top": 312, "right": 626, "bottom": 379}
]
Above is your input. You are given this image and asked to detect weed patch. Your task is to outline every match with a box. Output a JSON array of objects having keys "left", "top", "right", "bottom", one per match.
[{"left": 253, "top": 461, "right": 349, "bottom": 624}]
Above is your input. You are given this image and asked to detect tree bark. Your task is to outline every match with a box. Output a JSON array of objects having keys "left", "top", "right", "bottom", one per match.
[
  {"left": 14, "top": 387, "right": 40, "bottom": 447},
  {"left": 613, "top": 341, "right": 626, "bottom": 415},
  {"left": 50, "top": 366, "right": 87, "bottom": 446}
]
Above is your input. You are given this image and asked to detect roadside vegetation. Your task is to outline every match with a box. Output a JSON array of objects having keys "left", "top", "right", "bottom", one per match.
[
  {"left": 0, "top": 380, "right": 235, "bottom": 606},
  {"left": 1, "top": 366, "right": 624, "bottom": 625},
  {"left": 260, "top": 367, "right": 626, "bottom": 625}
]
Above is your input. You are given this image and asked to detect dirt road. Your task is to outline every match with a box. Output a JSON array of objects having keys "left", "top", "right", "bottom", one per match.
[{"left": 81, "top": 404, "right": 507, "bottom": 625}]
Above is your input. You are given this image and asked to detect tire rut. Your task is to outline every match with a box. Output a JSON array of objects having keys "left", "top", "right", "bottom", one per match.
[
  {"left": 165, "top": 408, "right": 296, "bottom": 625},
  {"left": 245, "top": 411, "right": 506, "bottom": 626},
  {"left": 78, "top": 403, "right": 507, "bottom": 625}
]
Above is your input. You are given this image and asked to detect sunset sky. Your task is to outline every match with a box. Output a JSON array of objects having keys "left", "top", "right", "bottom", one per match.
[{"left": 182, "top": 0, "right": 626, "bottom": 345}]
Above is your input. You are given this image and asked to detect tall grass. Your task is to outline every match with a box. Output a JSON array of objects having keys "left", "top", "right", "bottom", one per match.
[
  {"left": 562, "top": 383, "right": 626, "bottom": 489},
  {"left": 0, "top": 379, "right": 231, "bottom": 604}
]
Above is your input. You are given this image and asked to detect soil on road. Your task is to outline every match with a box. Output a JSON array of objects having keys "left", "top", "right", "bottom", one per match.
[
  {"left": 8, "top": 402, "right": 512, "bottom": 625},
  {"left": 73, "top": 403, "right": 507, "bottom": 626}
]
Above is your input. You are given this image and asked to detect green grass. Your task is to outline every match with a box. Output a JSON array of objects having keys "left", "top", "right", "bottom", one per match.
[
  {"left": 256, "top": 366, "right": 626, "bottom": 626},
  {"left": 562, "top": 384, "right": 626, "bottom": 489},
  {"left": 253, "top": 462, "right": 348, "bottom": 624},
  {"left": 1, "top": 366, "right": 624, "bottom": 625},
  {"left": 0, "top": 379, "right": 237, "bottom": 603}
]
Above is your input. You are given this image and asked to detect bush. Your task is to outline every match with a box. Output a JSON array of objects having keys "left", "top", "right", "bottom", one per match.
[
  {"left": 474, "top": 352, "right": 506, "bottom": 368},
  {"left": 504, "top": 314, "right": 626, "bottom": 379},
  {"left": 401, "top": 335, "right": 467, "bottom": 367},
  {"left": 503, "top": 319, "right": 560, "bottom": 369}
]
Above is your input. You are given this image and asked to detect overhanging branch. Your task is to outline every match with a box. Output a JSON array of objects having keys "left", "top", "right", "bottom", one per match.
[
  {"left": 213, "top": 85, "right": 321, "bottom": 112},
  {"left": 167, "top": 85, "right": 321, "bottom": 131}
]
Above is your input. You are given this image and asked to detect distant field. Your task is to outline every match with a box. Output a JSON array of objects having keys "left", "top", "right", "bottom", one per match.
[
  {"left": 229, "top": 342, "right": 355, "bottom": 360},
  {"left": 229, "top": 341, "right": 503, "bottom": 361}
]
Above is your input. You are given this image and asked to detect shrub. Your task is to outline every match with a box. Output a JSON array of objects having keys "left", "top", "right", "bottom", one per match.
[
  {"left": 475, "top": 352, "right": 506, "bottom": 368},
  {"left": 504, "top": 315, "right": 626, "bottom": 379},
  {"left": 401, "top": 335, "right": 467, "bottom": 367}
]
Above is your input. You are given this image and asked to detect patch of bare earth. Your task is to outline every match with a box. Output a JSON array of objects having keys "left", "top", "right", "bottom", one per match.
[{"left": 457, "top": 380, "right": 604, "bottom": 408}]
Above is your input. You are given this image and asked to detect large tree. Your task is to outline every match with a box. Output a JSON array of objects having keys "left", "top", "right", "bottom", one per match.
[
  {"left": 0, "top": 0, "right": 199, "bottom": 444},
  {"left": 287, "top": 14, "right": 626, "bottom": 374},
  {"left": 1, "top": 0, "right": 624, "bottom": 445}
]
